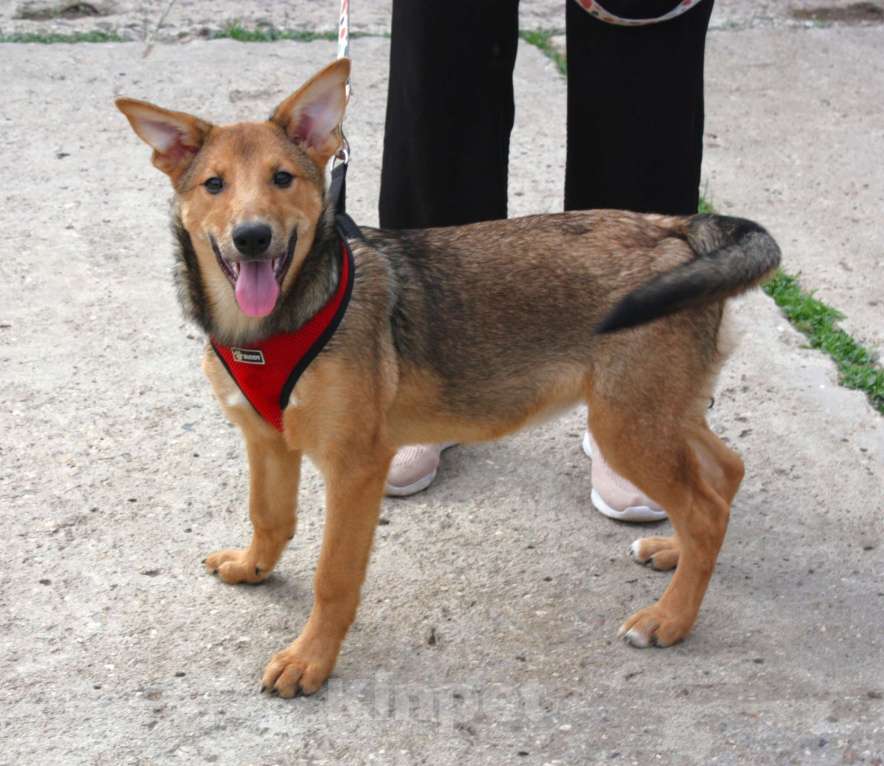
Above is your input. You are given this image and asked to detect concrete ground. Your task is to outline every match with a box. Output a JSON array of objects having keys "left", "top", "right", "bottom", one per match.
[
  {"left": 3, "top": 0, "right": 884, "bottom": 39},
  {"left": 0, "top": 2, "right": 882, "bottom": 765}
]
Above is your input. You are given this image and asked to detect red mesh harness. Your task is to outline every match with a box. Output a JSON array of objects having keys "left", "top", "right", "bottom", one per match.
[
  {"left": 210, "top": 236, "right": 354, "bottom": 431},
  {"left": 210, "top": 161, "right": 359, "bottom": 431}
]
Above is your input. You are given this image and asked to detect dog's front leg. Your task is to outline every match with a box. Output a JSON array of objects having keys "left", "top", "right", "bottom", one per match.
[
  {"left": 261, "top": 450, "right": 392, "bottom": 698},
  {"left": 204, "top": 433, "right": 301, "bottom": 585}
]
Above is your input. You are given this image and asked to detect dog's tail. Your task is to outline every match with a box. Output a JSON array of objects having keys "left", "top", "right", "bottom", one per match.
[{"left": 595, "top": 214, "right": 781, "bottom": 334}]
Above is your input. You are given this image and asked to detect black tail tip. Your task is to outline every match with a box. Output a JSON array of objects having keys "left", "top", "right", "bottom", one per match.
[{"left": 594, "top": 315, "right": 625, "bottom": 335}]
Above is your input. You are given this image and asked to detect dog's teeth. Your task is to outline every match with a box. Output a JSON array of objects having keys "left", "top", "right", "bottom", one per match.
[{"left": 273, "top": 257, "right": 279, "bottom": 271}]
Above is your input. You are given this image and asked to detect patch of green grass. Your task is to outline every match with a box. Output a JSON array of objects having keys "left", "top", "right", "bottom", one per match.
[
  {"left": 0, "top": 23, "right": 383, "bottom": 45},
  {"left": 0, "top": 30, "right": 124, "bottom": 43},
  {"left": 212, "top": 23, "right": 381, "bottom": 44},
  {"left": 763, "top": 270, "right": 883, "bottom": 413},
  {"left": 703, "top": 196, "right": 883, "bottom": 414},
  {"left": 697, "top": 195, "right": 715, "bottom": 215},
  {"left": 212, "top": 24, "right": 335, "bottom": 43},
  {"left": 519, "top": 30, "right": 567, "bottom": 76}
]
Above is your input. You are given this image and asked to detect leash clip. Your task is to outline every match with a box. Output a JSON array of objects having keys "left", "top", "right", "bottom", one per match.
[
  {"left": 334, "top": 132, "right": 351, "bottom": 167},
  {"left": 329, "top": 134, "right": 350, "bottom": 217}
]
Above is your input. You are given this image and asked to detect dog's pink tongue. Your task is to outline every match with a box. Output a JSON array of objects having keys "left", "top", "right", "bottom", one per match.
[{"left": 235, "top": 260, "right": 279, "bottom": 317}]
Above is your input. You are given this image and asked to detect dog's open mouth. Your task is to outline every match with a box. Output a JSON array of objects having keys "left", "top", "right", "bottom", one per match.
[{"left": 211, "top": 230, "right": 297, "bottom": 318}]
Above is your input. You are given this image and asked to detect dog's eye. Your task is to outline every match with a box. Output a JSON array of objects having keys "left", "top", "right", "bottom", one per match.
[
  {"left": 273, "top": 171, "right": 294, "bottom": 188},
  {"left": 204, "top": 177, "right": 224, "bottom": 194}
]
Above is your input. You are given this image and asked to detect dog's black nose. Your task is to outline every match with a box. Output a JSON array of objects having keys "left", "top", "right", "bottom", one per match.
[{"left": 232, "top": 222, "right": 272, "bottom": 258}]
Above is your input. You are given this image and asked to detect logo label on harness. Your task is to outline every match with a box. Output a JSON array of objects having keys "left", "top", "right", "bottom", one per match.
[{"left": 231, "top": 347, "right": 266, "bottom": 365}]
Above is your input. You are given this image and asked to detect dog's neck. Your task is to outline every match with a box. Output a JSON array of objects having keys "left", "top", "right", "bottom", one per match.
[{"left": 173, "top": 203, "right": 340, "bottom": 346}]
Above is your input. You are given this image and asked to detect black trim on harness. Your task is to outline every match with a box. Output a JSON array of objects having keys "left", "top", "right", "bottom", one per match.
[
  {"left": 277, "top": 237, "right": 355, "bottom": 412},
  {"left": 275, "top": 161, "right": 360, "bottom": 409}
]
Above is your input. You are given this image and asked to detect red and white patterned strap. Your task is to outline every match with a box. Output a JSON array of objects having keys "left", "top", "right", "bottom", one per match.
[
  {"left": 336, "top": 0, "right": 351, "bottom": 162},
  {"left": 337, "top": 0, "right": 350, "bottom": 59},
  {"left": 573, "top": 0, "right": 705, "bottom": 26}
]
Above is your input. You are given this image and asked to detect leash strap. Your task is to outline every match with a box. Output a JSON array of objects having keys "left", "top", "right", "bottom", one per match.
[
  {"left": 328, "top": 160, "right": 347, "bottom": 216},
  {"left": 329, "top": 161, "right": 362, "bottom": 240},
  {"left": 333, "top": 0, "right": 352, "bottom": 212},
  {"left": 573, "top": 0, "right": 705, "bottom": 26},
  {"left": 337, "top": 0, "right": 350, "bottom": 60}
]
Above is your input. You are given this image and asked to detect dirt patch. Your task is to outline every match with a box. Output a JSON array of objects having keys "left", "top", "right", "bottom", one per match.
[
  {"left": 791, "top": 2, "right": 884, "bottom": 24},
  {"left": 14, "top": 1, "right": 116, "bottom": 20}
]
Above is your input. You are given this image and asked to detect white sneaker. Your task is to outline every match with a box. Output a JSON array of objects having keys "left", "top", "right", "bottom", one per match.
[
  {"left": 385, "top": 443, "right": 457, "bottom": 497},
  {"left": 583, "top": 432, "right": 667, "bottom": 523}
]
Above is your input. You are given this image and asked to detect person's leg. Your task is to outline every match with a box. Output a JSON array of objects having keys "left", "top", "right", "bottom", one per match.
[
  {"left": 381, "top": 1, "right": 520, "bottom": 496},
  {"left": 565, "top": 0, "right": 715, "bottom": 520},
  {"left": 380, "top": 1, "right": 520, "bottom": 230},
  {"left": 565, "top": 0, "right": 714, "bottom": 215}
]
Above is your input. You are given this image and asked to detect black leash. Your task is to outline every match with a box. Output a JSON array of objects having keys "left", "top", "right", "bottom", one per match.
[{"left": 329, "top": 159, "right": 362, "bottom": 241}]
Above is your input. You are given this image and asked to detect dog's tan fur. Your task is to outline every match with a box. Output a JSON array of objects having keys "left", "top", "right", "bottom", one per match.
[{"left": 116, "top": 59, "right": 780, "bottom": 697}]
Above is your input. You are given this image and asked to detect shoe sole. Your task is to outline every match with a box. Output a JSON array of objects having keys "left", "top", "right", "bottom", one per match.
[
  {"left": 582, "top": 431, "right": 594, "bottom": 459},
  {"left": 583, "top": 432, "right": 667, "bottom": 523},
  {"left": 590, "top": 488, "right": 667, "bottom": 523},
  {"left": 385, "top": 467, "right": 439, "bottom": 497}
]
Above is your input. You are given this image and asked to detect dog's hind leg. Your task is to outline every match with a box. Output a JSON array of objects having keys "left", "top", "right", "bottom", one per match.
[
  {"left": 627, "top": 424, "right": 744, "bottom": 573},
  {"left": 588, "top": 400, "right": 738, "bottom": 648},
  {"left": 629, "top": 535, "right": 681, "bottom": 571},
  {"left": 691, "top": 423, "right": 745, "bottom": 506},
  {"left": 204, "top": 433, "right": 301, "bottom": 585}
]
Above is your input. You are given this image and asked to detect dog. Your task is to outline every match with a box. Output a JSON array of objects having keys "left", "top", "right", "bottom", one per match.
[{"left": 116, "top": 58, "right": 780, "bottom": 698}]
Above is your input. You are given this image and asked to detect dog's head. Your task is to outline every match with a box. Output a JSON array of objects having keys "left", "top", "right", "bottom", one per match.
[{"left": 116, "top": 59, "right": 350, "bottom": 338}]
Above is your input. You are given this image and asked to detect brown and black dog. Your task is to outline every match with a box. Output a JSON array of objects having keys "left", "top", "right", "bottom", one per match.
[{"left": 116, "top": 59, "right": 780, "bottom": 698}]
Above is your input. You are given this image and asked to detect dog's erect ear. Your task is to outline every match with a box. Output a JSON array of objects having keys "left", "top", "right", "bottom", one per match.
[
  {"left": 115, "top": 98, "right": 212, "bottom": 184},
  {"left": 271, "top": 59, "right": 350, "bottom": 168}
]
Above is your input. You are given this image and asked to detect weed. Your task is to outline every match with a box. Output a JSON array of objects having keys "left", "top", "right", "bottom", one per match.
[
  {"left": 519, "top": 30, "right": 566, "bottom": 76},
  {"left": 763, "top": 270, "right": 883, "bottom": 413},
  {"left": 211, "top": 23, "right": 380, "bottom": 43}
]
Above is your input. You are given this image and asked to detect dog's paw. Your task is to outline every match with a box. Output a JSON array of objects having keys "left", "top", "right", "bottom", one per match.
[
  {"left": 618, "top": 604, "right": 692, "bottom": 648},
  {"left": 628, "top": 536, "right": 679, "bottom": 571},
  {"left": 204, "top": 548, "right": 269, "bottom": 584},
  {"left": 260, "top": 639, "right": 336, "bottom": 698}
]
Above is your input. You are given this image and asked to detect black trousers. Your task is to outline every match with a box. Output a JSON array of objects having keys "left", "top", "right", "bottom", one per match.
[{"left": 379, "top": 0, "right": 714, "bottom": 229}]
